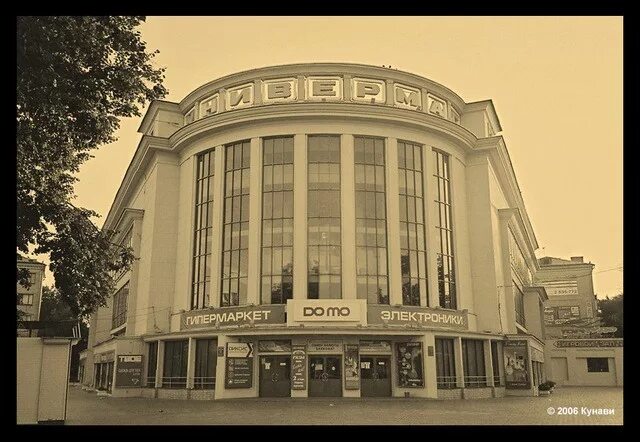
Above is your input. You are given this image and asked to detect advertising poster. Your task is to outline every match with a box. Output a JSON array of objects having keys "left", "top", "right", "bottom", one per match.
[
  {"left": 344, "top": 344, "right": 360, "bottom": 390},
  {"left": 503, "top": 340, "right": 530, "bottom": 389},
  {"left": 225, "top": 343, "right": 253, "bottom": 389},
  {"left": 115, "top": 355, "right": 143, "bottom": 388},
  {"left": 396, "top": 342, "right": 424, "bottom": 388},
  {"left": 291, "top": 344, "right": 307, "bottom": 390}
]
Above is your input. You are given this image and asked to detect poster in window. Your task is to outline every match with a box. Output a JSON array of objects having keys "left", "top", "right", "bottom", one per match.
[
  {"left": 503, "top": 340, "right": 530, "bottom": 389},
  {"left": 344, "top": 344, "right": 360, "bottom": 390},
  {"left": 396, "top": 342, "right": 424, "bottom": 387}
]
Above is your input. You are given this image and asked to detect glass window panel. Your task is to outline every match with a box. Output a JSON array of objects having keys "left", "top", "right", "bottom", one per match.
[
  {"left": 376, "top": 192, "right": 386, "bottom": 219},
  {"left": 273, "top": 191, "right": 283, "bottom": 219},
  {"left": 355, "top": 165, "right": 365, "bottom": 190},
  {"left": 262, "top": 249, "right": 272, "bottom": 276},
  {"left": 240, "top": 222, "right": 249, "bottom": 249},
  {"left": 308, "top": 247, "right": 319, "bottom": 274},
  {"left": 399, "top": 227, "right": 409, "bottom": 251},
  {"left": 272, "top": 249, "right": 282, "bottom": 277},
  {"left": 397, "top": 143, "right": 406, "bottom": 168},
  {"left": 330, "top": 245, "right": 341, "bottom": 274},
  {"left": 375, "top": 166, "right": 385, "bottom": 192},
  {"left": 230, "top": 251, "right": 239, "bottom": 277},
  {"left": 398, "top": 169, "right": 406, "bottom": 195},
  {"left": 273, "top": 138, "right": 283, "bottom": 164},
  {"left": 377, "top": 248, "right": 388, "bottom": 276},
  {"left": 273, "top": 164, "right": 283, "bottom": 191},
  {"left": 224, "top": 198, "right": 232, "bottom": 223},
  {"left": 406, "top": 170, "right": 415, "bottom": 195},
  {"left": 367, "top": 248, "right": 377, "bottom": 275},
  {"left": 263, "top": 140, "right": 274, "bottom": 165},
  {"left": 416, "top": 199, "right": 424, "bottom": 224},
  {"left": 355, "top": 192, "right": 366, "bottom": 218},
  {"left": 283, "top": 191, "right": 293, "bottom": 219},
  {"left": 272, "top": 218, "right": 283, "bottom": 247},
  {"left": 308, "top": 275, "right": 319, "bottom": 299},
  {"left": 238, "top": 278, "right": 248, "bottom": 305},
  {"left": 282, "top": 219, "right": 294, "bottom": 245},
  {"left": 232, "top": 196, "right": 241, "bottom": 222},
  {"left": 241, "top": 168, "right": 250, "bottom": 194},
  {"left": 282, "top": 276, "right": 293, "bottom": 301},
  {"left": 407, "top": 197, "right": 416, "bottom": 222},
  {"left": 365, "top": 192, "right": 376, "bottom": 218},
  {"left": 354, "top": 140, "right": 364, "bottom": 163},
  {"left": 239, "top": 250, "right": 248, "bottom": 277},
  {"left": 283, "top": 138, "right": 294, "bottom": 164},
  {"left": 242, "top": 143, "right": 251, "bottom": 168},
  {"left": 282, "top": 248, "right": 293, "bottom": 275},
  {"left": 376, "top": 220, "right": 386, "bottom": 246},
  {"left": 357, "top": 276, "right": 367, "bottom": 300},
  {"left": 231, "top": 224, "right": 240, "bottom": 250},
  {"left": 263, "top": 193, "right": 272, "bottom": 219},
  {"left": 405, "top": 144, "right": 414, "bottom": 169},
  {"left": 399, "top": 196, "right": 407, "bottom": 221},
  {"left": 415, "top": 172, "right": 423, "bottom": 197},
  {"left": 356, "top": 248, "right": 367, "bottom": 274},
  {"left": 318, "top": 275, "right": 331, "bottom": 298},
  {"left": 283, "top": 164, "right": 294, "bottom": 190},
  {"left": 378, "top": 277, "right": 389, "bottom": 304},
  {"left": 374, "top": 140, "right": 384, "bottom": 165},
  {"left": 356, "top": 220, "right": 366, "bottom": 246},
  {"left": 365, "top": 165, "right": 375, "bottom": 191}
]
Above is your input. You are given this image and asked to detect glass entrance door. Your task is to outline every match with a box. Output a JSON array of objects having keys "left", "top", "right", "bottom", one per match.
[
  {"left": 360, "top": 356, "right": 392, "bottom": 397},
  {"left": 308, "top": 356, "right": 342, "bottom": 397},
  {"left": 259, "top": 356, "right": 291, "bottom": 397}
]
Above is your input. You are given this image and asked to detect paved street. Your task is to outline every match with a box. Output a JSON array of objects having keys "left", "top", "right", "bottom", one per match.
[{"left": 65, "top": 384, "right": 622, "bottom": 425}]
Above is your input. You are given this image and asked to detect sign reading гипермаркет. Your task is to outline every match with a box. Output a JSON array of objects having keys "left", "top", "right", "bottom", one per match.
[
  {"left": 367, "top": 305, "right": 468, "bottom": 330},
  {"left": 180, "top": 305, "right": 285, "bottom": 330}
]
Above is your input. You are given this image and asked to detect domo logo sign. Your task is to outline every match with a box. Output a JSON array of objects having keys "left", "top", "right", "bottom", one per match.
[{"left": 288, "top": 300, "right": 365, "bottom": 323}]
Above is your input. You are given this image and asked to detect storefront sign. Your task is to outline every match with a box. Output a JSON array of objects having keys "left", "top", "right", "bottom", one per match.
[
  {"left": 94, "top": 351, "right": 115, "bottom": 363},
  {"left": 344, "top": 345, "right": 360, "bottom": 390},
  {"left": 288, "top": 299, "right": 365, "bottom": 324},
  {"left": 184, "top": 75, "right": 462, "bottom": 126},
  {"left": 180, "top": 305, "right": 286, "bottom": 330},
  {"left": 553, "top": 339, "right": 623, "bottom": 348},
  {"left": 227, "top": 342, "right": 254, "bottom": 358},
  {"left": 540, "top": 281, "right": 579, "bottom": 297},
  {"left": 359, "top": 340, "right": 392, "bottom": 353},
  {"left": 503, "top": 340, "right": 530, "bottom": 389},
  {"left": 115, "top": 355, "right": 143, "bottom": 388},
  {"left": 258, "top": 340, "right": 292, "bottom": 353},
  {"left": 291, "top": 344, "right": 307, "bottom": 390},
  {"left": 396, "top": 342, "right": 424, "bottom": 388},
  {"left": 225, "top": 343, "right": 253, "bottom": 389},
  {"left": 307, "top": 340, "right": 343, "bottom": 353},
  {"left": 367, "top": 305, "right": 468, "bottom": 330}
]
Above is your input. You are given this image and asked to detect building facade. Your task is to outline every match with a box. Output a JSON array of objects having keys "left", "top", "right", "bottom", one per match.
[
  {"left": 82, "top": 63, "right": 549, "bottom": 400},
  {"left": 17, "top": 255, "right": 46, "bottom": 326},
  {"left": 537, "top": 256, "right": 600, "bottom": 338}
]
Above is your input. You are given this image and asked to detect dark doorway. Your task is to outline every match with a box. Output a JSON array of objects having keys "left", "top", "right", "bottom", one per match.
[
  {"left": 259, "top": 356, "right": 291, "bottom": 397},
  {"left": 308, "top": 355, "right": 342, "bottom": 397},
  {"left": 360, "top": 356, "right": 392, "bottom": 397}
]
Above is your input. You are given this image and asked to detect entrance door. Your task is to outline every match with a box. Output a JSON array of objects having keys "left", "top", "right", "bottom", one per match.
[
  {"left": 360, "top": 356, "right": 392, "bottom": 397},
  {"left": 259, "top": 356, "right": 291, "bottom": 397},
  {"left": 309, "top": 356, "right": 342, "bottom": 397}
]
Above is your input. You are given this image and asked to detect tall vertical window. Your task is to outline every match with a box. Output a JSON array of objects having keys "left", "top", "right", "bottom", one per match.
[
  {"left": 261, "top": 137, "right": 294, "bottom": 304},
  {"left": 355, "top": 137, "right": 389, "bottom": 304},
  {"left": 111, "top": 282, "right": 129, "bottom": 329},
  {"left": 221, "top": 141, "right": 251, "bottom": 307},
  {"left": 307, "top": 135, "right": 341, "bottom": 299},
  {"left": 162, "top": 340, "right": 188, "bottom": 388},
  {"left": 514, "top": 279, "right": 526, "bottom": 327},
  {"left": 398, "top": 141, "right": 428, "bottom": 306},
  {"left": 491, "top": 341, "right": 502, "bottom": 386},
  {"left": 433, "top": 149, "right": 457, "bottom": 309},
  {"left": 191, "top": 150, "right": 215, "bottom": 309},
  {"left": 435, "top": 338, "right": 457, "bottom": 389},
  {"left": 194, "top": 339, "right": 218, "bottom": 389},
  {"left": 146, "top": 342, "right": 158, "bottom": 387},
  {"left": 462, "top": 339, "right": 487, "bottom": 387}
]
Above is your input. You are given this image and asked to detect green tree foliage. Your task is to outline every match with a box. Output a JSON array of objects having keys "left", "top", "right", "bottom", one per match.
[
  {"left": 598, "top": 294, "right": 623, "bottom": 338},
  {"left": 17, "top": 16, "right": 167, "bottom": 317}
]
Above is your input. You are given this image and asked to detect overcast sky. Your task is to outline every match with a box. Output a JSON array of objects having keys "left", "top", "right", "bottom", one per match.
[{"left": 56, "top": 16, "right": 623, "bottom": 298}]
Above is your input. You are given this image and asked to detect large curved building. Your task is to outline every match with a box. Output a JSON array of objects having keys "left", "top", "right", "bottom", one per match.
[{"left": 81, "top": 63, "right": 549, "bottom": 400}]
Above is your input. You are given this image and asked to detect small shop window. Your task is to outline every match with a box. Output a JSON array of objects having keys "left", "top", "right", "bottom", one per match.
[
  {"left": 462, "top": 339, "right": 487, "bottom": 387},
  {"left": 162, "top": 340, "right": 188, "bottom": 388},
  {"left": 586, "top": 358, "right": 609, "bottom": 373},
  {"left": 194, "top": 339, "right": 217, "bottom": 389},
  {"left": 146, "top": 342, "right": 158, "bottom": 387},
  {"left": 435, "top": 338, "right": 456, "bottom": 389}
]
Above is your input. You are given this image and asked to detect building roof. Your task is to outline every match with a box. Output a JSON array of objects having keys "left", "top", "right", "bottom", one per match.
[{"left": 538, "top": 256, "right": 593, "bottom": 267}]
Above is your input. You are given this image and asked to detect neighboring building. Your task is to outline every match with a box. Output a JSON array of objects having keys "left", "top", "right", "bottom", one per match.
[
  {"left": 82, "top": 63, "right": 549, "bottom": 401},
  {"left": 538, "top": 256, "right": 623, "bottom": 386},
  {"left": 537, "top": 256, "right": 601, "bottom": 338},
  {"left": 17, "top": 255, "right": 46, "bottom": 327}
]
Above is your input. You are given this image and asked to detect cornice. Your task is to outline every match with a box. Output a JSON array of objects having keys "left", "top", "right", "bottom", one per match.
[
  {"left": 169, "top": 101, "right": 479, "bottom": 153},
  {"left": 137, "top": 100, "right": 180, "bottom": 134},
  {"left": 524, "top": 285, "right": 549, "bottom": 302}
]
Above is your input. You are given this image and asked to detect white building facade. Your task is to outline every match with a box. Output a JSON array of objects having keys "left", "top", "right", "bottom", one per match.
[{"left": 82, "top": 63, "right": 548, "bottom": 400}]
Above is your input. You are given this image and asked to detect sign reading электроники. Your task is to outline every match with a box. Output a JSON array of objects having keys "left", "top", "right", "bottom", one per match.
[
  {"left": 367, "top": 305, "right": 468, "bottom": 330},
  {"left": 180, "top": 305, "right": 286, "bottom": 330}
]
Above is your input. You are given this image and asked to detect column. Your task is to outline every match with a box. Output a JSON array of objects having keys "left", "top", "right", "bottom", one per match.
[
  {"left": 484, "top": 340, "right": 494, "bottom": 387},
  {"left": 208, "top": 145, "right": 225, "bottom": 308},
  {"left": 186, "top": 337, "right": 196, "bottom": 390},
  {"left": 246, "top": 137, "right": 263, "bottom": 305},
  {"left": 155, "top": 341, "right": 164, "bottom": 388},
  {"left": 385, "top": 137, "right": 402, "bottom": 305},
  {"left": 292, "top": 134, "right": 307, "bottom": 299},
  {"left": 454, "top": 337, "right": 465, "bottom": 388},
  {"left": 341, "top": 134, "right": 356, "bottom": 299},
  {"left": 423, "top": 333, "right": 438, "bottom": 398}
]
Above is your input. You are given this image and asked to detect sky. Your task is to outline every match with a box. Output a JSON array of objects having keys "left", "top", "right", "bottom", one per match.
[{"left": 44, "top": 16, "right": 623, "bottom": 298}]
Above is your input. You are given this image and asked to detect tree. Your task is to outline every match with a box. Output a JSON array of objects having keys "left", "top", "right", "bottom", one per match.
[
  {"left": 40, "top": 286, "right": 89, "bottom": 381},
  {"left": 598, "top": 294, "right": 623, "bottom": 338},
  {"left": 17, "top": 16, "right": 167, "bottom": 317}
]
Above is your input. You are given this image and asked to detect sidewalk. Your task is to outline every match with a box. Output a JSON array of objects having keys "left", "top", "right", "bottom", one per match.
[{"left": 66, "top": 385, "right": 623, "bottom": 425}]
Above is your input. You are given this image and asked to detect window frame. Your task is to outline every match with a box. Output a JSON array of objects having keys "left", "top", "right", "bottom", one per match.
[
  {"left": 435, "top": 337, "right": 457, "bottom": 389},
  {"left": 586, "top": 357, "right": 609, "bottom": 373},
  {"left": 462, "top": 339, "right": 487, "bottom": 388},
  {"left": 162, "top": 340, "right": 188, "bottom": 389}
]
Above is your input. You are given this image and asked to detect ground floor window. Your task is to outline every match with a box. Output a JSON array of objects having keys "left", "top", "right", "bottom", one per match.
[
  {"left": 163, "top": 340, "right": 188, "bottom": 388},
  {"left": 94, "top": 362, "right": 114, "bottom": 392},
  {"left": 195, "top": 339, "right": 217, "bottom": 389},
  {"left": 146, "top": 341, "right": 158, "bottom": 387},
  {"left": 491, "top": 341, "right": 502, "bottom": 386},
  {"left": 586, "top": 357, "right": 609, "bottom": 373},
  {"left": 462, "top": 339, "right": 487, "bottom": 388},
  {"left": 435, "top": 338, "right": 456, "bottom": 388}
]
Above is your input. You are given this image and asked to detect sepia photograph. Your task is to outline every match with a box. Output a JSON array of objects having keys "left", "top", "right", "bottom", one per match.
[{"left": 16, "top": 15, "right": 623, "bottom": 426}]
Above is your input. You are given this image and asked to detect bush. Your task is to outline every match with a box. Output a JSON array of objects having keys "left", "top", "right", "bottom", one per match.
[
  {"left": 538, "top": 382, "right": 552, "bottom": 391},
  {"left": 546, "top": 380, "right": 556, "bottom": 388}
]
